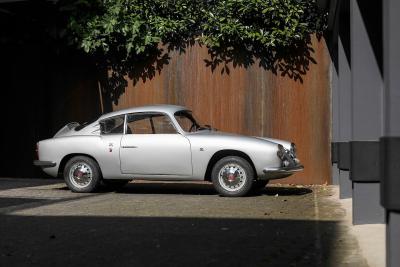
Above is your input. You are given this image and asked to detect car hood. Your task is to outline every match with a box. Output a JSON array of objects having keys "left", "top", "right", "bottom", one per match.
[{"left": 187, "top": 130, "right": 292, "bottom": 149}]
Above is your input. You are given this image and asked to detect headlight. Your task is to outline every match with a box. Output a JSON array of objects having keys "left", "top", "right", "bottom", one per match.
[
  {"left": 277, "top": 144, "right": 285, "bottom": 159},
  {"left": 277, "top": 143, "right": 299, "bottom": 167}
]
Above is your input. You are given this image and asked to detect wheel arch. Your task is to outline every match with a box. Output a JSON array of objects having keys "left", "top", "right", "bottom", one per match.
[
  {"left": 58, "top": 153, "right": 102, "bottom": 177},
  {"left": 204, "top": 149, "right": 257, "bottom": 181}
]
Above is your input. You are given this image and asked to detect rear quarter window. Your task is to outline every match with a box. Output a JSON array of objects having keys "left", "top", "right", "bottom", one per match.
[{"left": 100, "top": 115, "right": 125, "bottom": 134}]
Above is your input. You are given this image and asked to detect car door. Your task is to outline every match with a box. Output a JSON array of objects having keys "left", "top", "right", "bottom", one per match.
[
  {"left": 120, "top": 112, "right": 192, "bottom": 176},
  {"left": 98, "top": 115, "right": 125, "bottom": 178}
]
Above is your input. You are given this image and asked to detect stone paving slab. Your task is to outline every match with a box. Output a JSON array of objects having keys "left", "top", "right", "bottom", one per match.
[{"left": 0, "top": 178, "right": 369, "bottom": 267}]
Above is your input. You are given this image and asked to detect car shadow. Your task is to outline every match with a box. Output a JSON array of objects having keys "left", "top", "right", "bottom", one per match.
[
  {"left": 115, "top": 182, "right": 217, "bottom": 195},
  {"left": 263, "top": 185, "right": 313, "bottom": 196},
  {"left": 95, "top": 181, "right": 313, "bottom": 197}
]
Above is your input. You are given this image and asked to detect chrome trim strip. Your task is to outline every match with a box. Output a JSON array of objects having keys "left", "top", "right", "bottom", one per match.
[
  {"left": 33, "top": 160, "right": 56, "bottom": 168},
  {"left": 263, "top": 165, "right": 304, "bottom": 174}
]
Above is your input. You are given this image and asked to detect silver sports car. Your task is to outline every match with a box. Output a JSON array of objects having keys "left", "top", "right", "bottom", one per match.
[{"left": 34, "top": 105, "right": 303, "bottom": 197}]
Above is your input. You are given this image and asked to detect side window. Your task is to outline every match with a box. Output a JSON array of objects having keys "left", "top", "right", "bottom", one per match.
[
  {"left": 126, "top": 113, "right": 177, "bottom": 134},
  {"left": 175, "top": 115, "right": 193, "bottom": 132},
  {"left": 126, "top": 113, "right": 153, "bottom": 134},
  {"left": 100, "top": 116, "right": 125, "bottom": 135},
  {"left": 152, "top": 115, "right": 177, "bottom": 134}
]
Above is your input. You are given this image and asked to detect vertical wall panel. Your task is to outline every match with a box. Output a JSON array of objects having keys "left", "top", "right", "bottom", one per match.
[{"left": 112, "top": 36, "right": 331, "bottom": 185}]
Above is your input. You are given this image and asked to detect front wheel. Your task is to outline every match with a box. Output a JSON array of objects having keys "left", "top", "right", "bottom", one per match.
[
  {"left": 63, "top": 156, "right": 102, "bottom": 193},
  {"left": 211, "top": 156, "right": 254, "bottom": 197}
]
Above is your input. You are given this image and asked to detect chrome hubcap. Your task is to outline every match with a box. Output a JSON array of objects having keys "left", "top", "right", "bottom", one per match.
[
  {"left": 69, "top": 162, "right": 93, "bottom": 188},
  {"left": 218, "top": 164, "right": 247, "bottom": 192}
]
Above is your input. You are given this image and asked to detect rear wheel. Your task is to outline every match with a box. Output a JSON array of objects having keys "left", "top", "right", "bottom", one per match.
[
  {"left": 211, "top": 156, "right": 254, "bottom": 197},
  {"left": 63, "top": 156, "right": 101, "bottom": 193}
]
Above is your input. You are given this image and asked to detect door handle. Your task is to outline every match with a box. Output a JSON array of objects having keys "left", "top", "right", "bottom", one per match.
[{"left": 121, "top": 146, "right": 138, "bottom": 148}]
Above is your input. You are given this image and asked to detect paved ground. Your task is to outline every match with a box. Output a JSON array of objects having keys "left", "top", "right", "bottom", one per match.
[
  {"left": 0, "top": 178, "right": 370, "bottom": 267},
  {"left": 339, "top": 197, "right": 385, "bottom": 267}
]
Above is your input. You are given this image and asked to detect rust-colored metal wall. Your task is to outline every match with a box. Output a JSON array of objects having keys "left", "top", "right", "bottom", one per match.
[{"left": 112, "top": 36, "right": 331, "bottom": 185}]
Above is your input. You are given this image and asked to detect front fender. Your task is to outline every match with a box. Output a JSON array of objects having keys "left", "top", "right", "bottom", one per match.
[{"left": 186, "top": 135, "right": 281, "bottom": 179}]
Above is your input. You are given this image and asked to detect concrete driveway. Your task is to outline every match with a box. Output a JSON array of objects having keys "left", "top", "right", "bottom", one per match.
[{"left": 0, "top": 178, "right": 369, "bottom": 267}]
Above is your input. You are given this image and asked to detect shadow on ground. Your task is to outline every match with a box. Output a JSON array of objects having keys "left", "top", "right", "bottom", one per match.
[
  {"left": 102, "top": 182, "right": 312, "bottom": 196},
  {"left": 0, "top": 178, "right": 61, "bottom": 191},
  {"left": 0, "top": 215, "right": 338, "bottom": 267},
  {"left": 0, "top": 179, "right": 364, "bottom": 267}
]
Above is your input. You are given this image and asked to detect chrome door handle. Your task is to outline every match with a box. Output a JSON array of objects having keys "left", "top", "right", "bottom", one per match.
[{"left": 121, "top": 146, "right": 138, "bottom": 148}]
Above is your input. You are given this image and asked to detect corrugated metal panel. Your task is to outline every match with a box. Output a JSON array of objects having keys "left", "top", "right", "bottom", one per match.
[{"left": 112, "top": 36, "right": 331, "bottom": 185}]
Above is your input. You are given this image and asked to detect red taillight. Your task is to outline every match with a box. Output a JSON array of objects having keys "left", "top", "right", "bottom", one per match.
[{"left": 35, "top": 143, "right": 39, "bottom": 160}]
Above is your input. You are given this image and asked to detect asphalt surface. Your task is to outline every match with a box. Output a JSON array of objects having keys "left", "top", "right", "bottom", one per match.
[{"left": 0, "top": 178, "right": 369, "bottom": 267}]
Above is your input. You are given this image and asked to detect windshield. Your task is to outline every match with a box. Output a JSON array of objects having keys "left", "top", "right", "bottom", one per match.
[{"left": 174, "top": 110, "right": 211, "bottom": 132}]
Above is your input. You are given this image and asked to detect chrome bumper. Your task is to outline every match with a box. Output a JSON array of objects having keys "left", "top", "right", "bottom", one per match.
[
  {"left": 262, "top": 165, "right": 304, "bottom": 180},
  {"left": 33, "top": 160, "right": 56, "bottom": 168}
]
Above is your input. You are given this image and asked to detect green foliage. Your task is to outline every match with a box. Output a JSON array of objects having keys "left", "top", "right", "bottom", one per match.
[
  {"left": 201, "top": 0, "right": 323, "bottom": 49},
  {"left": 65, "top": 0, "right": 325, "bottom": 59},
  {"left": 66, "top": 0, "right": 201, "bottom": 57},
  {"left": 61, "top": 0, "right": 326, "bottom": 100}
]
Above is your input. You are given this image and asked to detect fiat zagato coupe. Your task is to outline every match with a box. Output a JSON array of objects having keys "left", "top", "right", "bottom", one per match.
[{"left": 34, "top": 105, "right": 303, "bottom": 197}]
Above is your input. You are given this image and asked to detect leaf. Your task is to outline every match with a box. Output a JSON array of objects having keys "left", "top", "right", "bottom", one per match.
[{"left": 64, "top": 0, "right": 326, "bottom": 82}]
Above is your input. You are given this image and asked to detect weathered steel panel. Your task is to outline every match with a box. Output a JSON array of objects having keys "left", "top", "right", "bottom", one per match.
[{"left": 112, "top": 36, "right": 331, "bottom": 185}]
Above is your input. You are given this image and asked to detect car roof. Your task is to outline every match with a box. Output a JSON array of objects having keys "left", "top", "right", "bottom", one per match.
[{"left": 98, "top": 104, "right": 188, "bottom": 120}]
